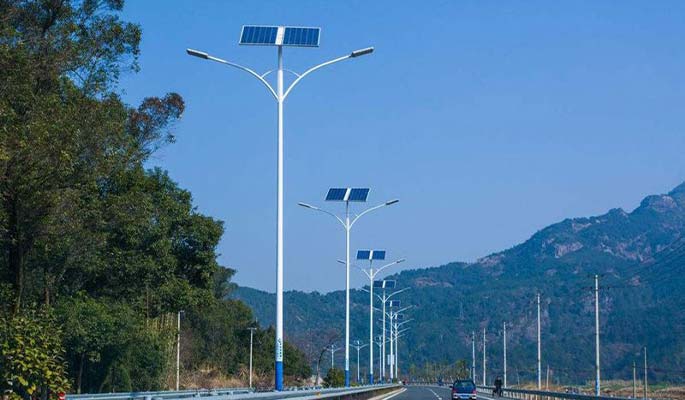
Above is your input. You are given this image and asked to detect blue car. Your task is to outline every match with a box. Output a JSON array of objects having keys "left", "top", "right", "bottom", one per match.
[{"left": 451, "top": 379, "right": 477, "bottom": 400}]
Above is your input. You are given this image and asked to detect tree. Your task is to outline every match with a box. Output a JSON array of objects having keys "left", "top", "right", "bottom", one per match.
[{"left": 323, "top": 368, "right": 344, "bottom": 388}]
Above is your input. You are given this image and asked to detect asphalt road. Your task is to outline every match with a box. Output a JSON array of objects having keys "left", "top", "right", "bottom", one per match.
[{"left": 385, "top": 386, "right": 503, "bottom": 400}]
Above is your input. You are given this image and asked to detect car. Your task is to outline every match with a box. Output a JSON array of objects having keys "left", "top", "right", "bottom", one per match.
[{"left": 451, "top": 379, "right": 477, "bottom": 400}]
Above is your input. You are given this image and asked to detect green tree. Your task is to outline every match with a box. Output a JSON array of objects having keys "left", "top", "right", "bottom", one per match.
[{"left": 323, "top": 368, "right": 344, "bottom": 388}]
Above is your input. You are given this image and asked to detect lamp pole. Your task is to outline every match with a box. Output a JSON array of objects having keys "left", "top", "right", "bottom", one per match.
[
  {"left": 248, "top": 327, "right": 257, "bottom": 389},
  {"left": 188, "top": 34, "right": 373, "bottom": 392},
  {"left": 375, "top": 287, "right": 408, "bottom": 382},
  {"left": 176, "top": 311, "right": 183, "bottom": 391},
  {"left": 537, "top": 293, "right": 542, "bottom": 390},
  {"left": 595, "top": 275, "right": 601, "bottom": 396},
  {"left": 472, "top": 331, "right": 476, "bottom": 382},
  {"left": 355, "top": 258, "right": 405, "bottom": 384},
  {"left": 503, "top": 322, "right": 507, "bottom": 388},
  {"left": 352, "top": 340, "right": 369, "bottom": 384},
  {"left": 299, "top": 198, "right": 398, "bottom": 387}
]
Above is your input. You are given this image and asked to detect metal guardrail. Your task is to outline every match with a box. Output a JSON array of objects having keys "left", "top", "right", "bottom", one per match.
[
  {"left": 67, "top": 384, "right": 400, "bottom": 400},
  {"left": 476, "top": 385, "right": 635, "bottom": 400}
]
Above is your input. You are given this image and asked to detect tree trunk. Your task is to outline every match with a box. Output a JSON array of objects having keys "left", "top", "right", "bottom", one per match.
[
  {"left": 6, "top": 193, "right": 23, "bottom": 313},
  {"left": 78, "top": 353, "right": 85, "bottom": 394}
]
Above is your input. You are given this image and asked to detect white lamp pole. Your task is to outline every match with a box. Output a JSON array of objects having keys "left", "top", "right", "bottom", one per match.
[
  {"left": 352, "top": 340, "right": 369, "bottom": 384},
  {"left": 248, "top": 327, "right": 257, "bottom": 389},
  {"left": 375, "top": 287, "right": 408, "bottom": 382},
  {"left": 355, "top": 258, "right": 405, "bottom": 384},
  {"left": 299, "top": 198, "right": 398, "bottom": 387},
  {"left": 188, "top": 33, "right": 373, "bottom": 391}
]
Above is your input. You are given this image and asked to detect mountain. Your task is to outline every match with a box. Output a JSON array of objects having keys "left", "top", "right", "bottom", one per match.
[{"left": 233, "top": 183, "right": 685, "bottom": 384}]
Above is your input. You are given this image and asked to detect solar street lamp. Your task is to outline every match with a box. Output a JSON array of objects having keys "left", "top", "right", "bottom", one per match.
[
  {"left": 394, "top": 320, "right": 412, "bottom": 379},
  {"left": 299, "top": 189, "right": 398, "bottom": 387},
  {"left": 388, "top": 304, "right": 411, "bottom": 381},
  {"left": 187, "top": 26, "right": 372, "bottom": 391},
  {"left": 352, "top": 340, "right": 369, "bottom": 384},
  {"left": 354, "top": 252, "right": 404, "bottom": 384},
  {"left": 375, "top": 286, "right": 408, "bottom": 382}
]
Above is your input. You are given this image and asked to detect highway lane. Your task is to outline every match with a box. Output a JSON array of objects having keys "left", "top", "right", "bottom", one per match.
[
  {"left": 384, "top": 386, "right": 507, "bottom": 400},
  {"left": 385, "top": 386, "right": 452, "bottom": 400}
]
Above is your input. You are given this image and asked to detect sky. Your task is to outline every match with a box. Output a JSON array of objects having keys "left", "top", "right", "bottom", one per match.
[{"left": 119, "top": 1, "right": 685, "bottom": 293}]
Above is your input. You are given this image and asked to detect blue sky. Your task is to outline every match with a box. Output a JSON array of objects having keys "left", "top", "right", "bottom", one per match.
[{"left": 120, "top": 1, "right": 685, "bottom": 292}]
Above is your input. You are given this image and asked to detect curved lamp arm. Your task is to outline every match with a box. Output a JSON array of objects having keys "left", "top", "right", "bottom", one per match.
[
  {"left": 374, "top": 259, "right": 406, "bottom": 276},
  {"left": 387, "top": 287, "right": 410, "bottom": 300},
  {"left": 298, "top": 202, "right": 345, "bottom": 228},
  {"left": 186, "top": 49, "right": 278, "bottom": 100},
  {"left": 350, "top": 199, "right": 399, "bottom": 228},
  {"left": 283, "top": 47, "right": 374, "bottom": 100}
]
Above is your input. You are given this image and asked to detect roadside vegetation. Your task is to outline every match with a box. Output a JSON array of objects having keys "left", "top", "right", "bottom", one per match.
[{"left": 0, "top": 1, "right": 309, "bottom": 398}]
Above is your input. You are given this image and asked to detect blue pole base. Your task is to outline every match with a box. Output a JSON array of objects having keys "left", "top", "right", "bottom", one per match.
[
  {"left": 345, "top": 370, "right": 350, "bottom": 387},
  {"left": 275, "top": 361, "right": 283, "bottom": 391},
  {"left": 369, "top": 373, "right": 374, "bottom": 384}
]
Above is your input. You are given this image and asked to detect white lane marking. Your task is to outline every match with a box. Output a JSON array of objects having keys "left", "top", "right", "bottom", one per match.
[
  {"left": 428, "top": 388, "right": 443, "bottom": 400},
  {"left": 378, "top": 388, "right": 407, "bottom": 400}
]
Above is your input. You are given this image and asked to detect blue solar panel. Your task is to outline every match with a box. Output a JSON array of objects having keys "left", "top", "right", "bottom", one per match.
[
  {"left": 390, "top": 300, "right": 401, "bottom": 307},
  {"left": 326, "top": 188, "right": 347, "bottom": 201},
  {"left": 348, "top": 188, "right": 370, "bottom": 202},
  {"left": 372, "top": 250, "right": 386, "bottom": 260},
  {"left": 283, "top": 27, "right": 320, "bottom": 47},
  {"left": 397, "top": 314, "right": 405, "bottom": 320},
  {"left": 240, "top": 26, "right": 279, "bottom": 45},
  {"left": 384, "top": 280, "right": 396, "bottom": 289},
  {"left": 373, "top": 281, "right": 383, "bottom": 288},
  {"left": 357, "top": 250, "right": 371, "bottom": 260}
]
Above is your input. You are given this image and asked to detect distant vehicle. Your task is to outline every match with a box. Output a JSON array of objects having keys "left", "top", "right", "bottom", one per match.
[
  {"left": 564, "top": 387, "right": 580, "bottom": 394},
  {"left": 451, "top": 379, "right": 477, "bottom": 400},
  {"left": 438, "top": 378, "right": 444, "bottom": 386}
]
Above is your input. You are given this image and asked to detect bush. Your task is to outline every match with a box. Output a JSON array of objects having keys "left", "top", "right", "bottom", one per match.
[{"left": 323, "top": 368, "right": 345, "bottom": 388}]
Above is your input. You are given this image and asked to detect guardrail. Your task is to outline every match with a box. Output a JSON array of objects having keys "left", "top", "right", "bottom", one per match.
[
  {"left": 476, "top": 386, "right": 634, "bottom": 400},
  {"left": 67, "top": 384, "right": 400, "bottom": 400}
]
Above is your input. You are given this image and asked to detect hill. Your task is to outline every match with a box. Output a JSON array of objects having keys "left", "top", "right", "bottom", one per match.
[{"left": 233, "top": 182, "right": 685, "bottom": 384}]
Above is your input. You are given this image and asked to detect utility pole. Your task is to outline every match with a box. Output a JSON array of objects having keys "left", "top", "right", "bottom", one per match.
[
  {"left": 633, "top": 361, "right": 637, "bottom": 398},
  {"left": 248, "top": 327, "right": 257, "bottom": 389},
  {"left": 472, "top": 331, "right": 476, "bottom": 382},
  {"left": 595, "top": 275, "right": 601, "bottom": 396},
  {"left": 643, "top": 347, "right": 648, "bottom": 399},
  {"left": 546, "top": 365, "right": 550, "bottom": 390},
  {"left": 503, "top": 322, "right": 507, "bottom": 388},
  {"left": 483, "top": 327, "right": 487, "bottom": 386},
  {"left": 537, "top": 293, "right": 542, "bottom": 390}
]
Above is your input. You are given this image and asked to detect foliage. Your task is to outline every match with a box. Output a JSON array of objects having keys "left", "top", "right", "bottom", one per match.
[
  {"left": 0, "top": 307, "right": 70, "bottom": 400},
  {"left": 323, "top": 368, "right": 345, "bottom": 388},
  {"left": 0, "top": 0, "right": 311, "bottom": 394}
]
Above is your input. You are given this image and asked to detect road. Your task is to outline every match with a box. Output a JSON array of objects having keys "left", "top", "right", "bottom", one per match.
[{"left": 385, "top": 386, "right": 501, "bottom": 400}]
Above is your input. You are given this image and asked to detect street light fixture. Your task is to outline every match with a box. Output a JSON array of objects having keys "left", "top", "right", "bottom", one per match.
[
  {"left": 355, "top": 250, "right": 404, "bottom": 384},
  {"left": 187, "top": 26, "right": 373, "bottom": 391},
  {"left": 351, "top": 340, "right": 369, "bottom": 384},
  {"left": 299, "top": 189, "right": 398, "bottom": 387},
  {"left": 375, "top": 286, "right": 408, "bottom": 382}
]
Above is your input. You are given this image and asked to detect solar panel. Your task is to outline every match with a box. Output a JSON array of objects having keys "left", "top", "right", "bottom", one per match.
[
  {"left": 397, "top": 314, "right": 405, "bottom": 321},
  {"left": 373, "top": 281, "right": 383, "bottom": 288},
  {"left": 372, "top": 250, "right": 386, "bottom": 260},
  {"left": 239, "top": 26, "right": 320, "bottom": 47},
  {"left": 390, "top": 300, "right": 401, "bottom": 307},
  {"left": 326, "top": 188, "right": 347, "bottom": 201},
  {"left": 383, "top": 280, "right": 396, "bottom": 289},
  {"left": 240, "top": 26, "right": 279, "bottom": 45},
  {"left": 283, "top": 27, "right": 320, "bottom": 47},
  {"left": 348, "top": 188, "right": 370, "bottom": 202},
  {"left": 357, "top": 250, "right": 371, "bottom": 260}
]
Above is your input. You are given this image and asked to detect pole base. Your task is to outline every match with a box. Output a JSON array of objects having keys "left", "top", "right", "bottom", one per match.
[
  {"left": 275, "top": 361, "right": 283, "bottom": 391},
  {"left": 345, "top": 370, "right": 350, "bottom": 387},
  {"left": 369, "top": 373, "right": 374, "bottom": 384}
]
